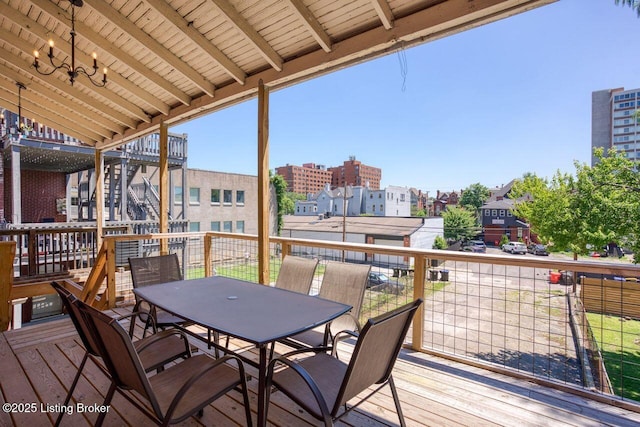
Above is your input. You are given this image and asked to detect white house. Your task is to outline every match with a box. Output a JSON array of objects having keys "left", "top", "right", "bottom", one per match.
[{"left": 294, "top": 184, "right": 410, "bottom": 217}]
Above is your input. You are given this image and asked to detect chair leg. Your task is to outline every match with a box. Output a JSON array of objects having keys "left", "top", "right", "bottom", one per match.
[
  {"left": 55, "top": 352, "right": 89, "bottom": 427},
  {"left": 388, "top": 375, "right": 406, "bottom": 427},
  {"left": 95, "top": 382, "right": 116, "bottom": 427}
]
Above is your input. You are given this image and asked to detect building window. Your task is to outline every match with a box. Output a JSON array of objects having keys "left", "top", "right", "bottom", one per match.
[
  {"left": 174, "top": 187, "right": 182, "bottom": 204},
  {"left": 236, "top": 190, "right": 245, "bottom": 205},
  {"left": 211, "top": 189, "right": 220, "bottom": 204},
  {"left": 400, "top": 194, "right": 405, "bottom": 202},
  {"left": 380, "top": 204, "right": 383, "bottom": 211},
  {"left": 211, "top": 221, "right": 220, "bottom": 231},
  {"left": 491, "top": 209, "right": 497, "bottom": 216},
  {"left": 189, "top": 187, "right": 200, "bottom": 205},
  {"left": 484, "top": 210, "right": 489, "bottom": 216},
  {"left": 223, "top": 190, "right": 232, "bottom": 204},
  {"left": 372, "top": 205, "right": 376, "bottom": 212},
  {"left": 189, "top": 222, "right": 200, "bottom": 232},
  {"left": 499, "top": 209, "right": 505, "bottom": 217},
  {"left": 236, "top": 221, "right": 245, "bottom": 233},
  {"left": 507, "top": 211, "right": 513, "bottom": 217},
  {"left": 223, "top": 221, "right": 232, "bottom": 232}
]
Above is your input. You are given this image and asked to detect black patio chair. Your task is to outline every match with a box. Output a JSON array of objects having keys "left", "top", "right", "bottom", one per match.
[{"left": 266, "top": 298, "right": 423, "bottom": 427}]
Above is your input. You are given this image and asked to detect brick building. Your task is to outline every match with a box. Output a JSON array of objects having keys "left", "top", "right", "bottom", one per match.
[
  {"left": 275, "top": 163, "right": 332, "bottom": 195},
  {"left": 329, "top": 156, "right": 381, "bottom": 190}
]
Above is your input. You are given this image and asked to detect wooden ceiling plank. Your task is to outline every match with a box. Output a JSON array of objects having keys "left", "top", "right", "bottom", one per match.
[
  {"left": 4, "top": 3, "right": 171, "bottom": 115},
  {"left": 83, "top": 0, "right": 216, "bottom": 97},
  {"left": 0, "top": 61, "right": 124, "bottom": 137},
  {"left": 96, "top": 0, "right": 556, "bottom": 150},
  {"left": 370, "top": 0, "right": 394, "bottom": 29},
  {"left": 0, "top": 28, "right": 136, "bottom": 129},
  {"left": 0, "top": 86, "right": 103, "bottom": 143},
  {"left": 285, "top": 0, "right": 333, "bottom": 52},
  {"left": 208, "top": 0, "right": 283, "bottom": 71},
  {"left": 144, "top": 0, "right": 246, "bottom": 86}
]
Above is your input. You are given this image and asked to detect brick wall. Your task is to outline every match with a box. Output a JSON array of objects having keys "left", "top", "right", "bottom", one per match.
[{"left": 5, "top": 170, "right": 67, "bottom": 223}]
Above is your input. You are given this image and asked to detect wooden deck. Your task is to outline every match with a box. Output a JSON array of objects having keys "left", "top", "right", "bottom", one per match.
[{"left": 2, "top": 308, "right": 640, "bottom": 427}]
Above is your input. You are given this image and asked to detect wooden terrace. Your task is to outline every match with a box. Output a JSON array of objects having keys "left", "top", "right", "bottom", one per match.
[{"left": 3, "top": 305, "right": 640, "bottom": 427}]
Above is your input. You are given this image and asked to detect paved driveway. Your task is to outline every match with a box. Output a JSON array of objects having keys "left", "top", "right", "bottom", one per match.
[{"left": 422, "top": 258, "right": 581, "bottom": 385}]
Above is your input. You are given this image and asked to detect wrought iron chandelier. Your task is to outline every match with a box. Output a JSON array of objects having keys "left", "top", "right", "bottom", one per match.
[{"left": 33, "top": 0, "right": 107, "bottom": 87}]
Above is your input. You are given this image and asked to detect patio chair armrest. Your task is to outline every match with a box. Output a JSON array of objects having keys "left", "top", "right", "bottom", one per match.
[
  {"left": 330, "top": 329, "right": 359, "bottom": 357},
  {"left": 117, "top": 310, "right": 157, "bottom": 338},
  {"left": 164, "top": 354, "right": 247, "bottom": 421},
  {"left": 277, "top": 345, "right": 332, "bottom": 360},
  {"left": 267, "top": 355, "right": 332, "bottom": 422},
  {"left": 134, "top": 328, "right": 191, "bottom": 355}
]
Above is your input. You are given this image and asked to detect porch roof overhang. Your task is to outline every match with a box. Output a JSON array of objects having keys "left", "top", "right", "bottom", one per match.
[{"left": 0, "top": 0, "right": 556, "bottom": 151}]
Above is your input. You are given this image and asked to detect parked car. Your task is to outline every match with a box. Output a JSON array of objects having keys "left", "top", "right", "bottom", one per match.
[
  {"left": 367, "top": 272, "right": 405, "bottom": 294},
  {"left": 502, "top": 241, "right": 527, "bottom": 254},
  {"left": 461, "top": 240, "right": 487, "bottom": 253},
  {"left": 527, "top": 244, "right": 549, "bottom": 256}
]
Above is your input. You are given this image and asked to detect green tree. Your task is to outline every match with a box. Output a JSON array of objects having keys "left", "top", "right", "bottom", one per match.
[
  {"left": 573, "top": 148, "right": 640, "bottom": 261},
  {"left": 459, "top": 183, "right": 490, "bottom": 213},
  {"left": 511, "top": 171, "right": 579, "bottom": 257},
  {"left": 442, "top": 206, "right": 477, "bottom": 242},
  {"left": 270, "top": 172, "right": 288, "bottom": 236},
  {"left": 616, "top": 0, "right": 640, "bottom": 16}
]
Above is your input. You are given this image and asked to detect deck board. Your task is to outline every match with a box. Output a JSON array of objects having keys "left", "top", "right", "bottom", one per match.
[{"left": 2, "top": 312, "right": 640, "bottom": 427}]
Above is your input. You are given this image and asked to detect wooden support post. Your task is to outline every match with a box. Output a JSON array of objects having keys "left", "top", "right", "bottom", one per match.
[
  {"left": 204, "top": 234, "right": 212, "bottom": 277},
  {"left": 0, "top": 241, "right": 16, "bottom": 331},
  {"left": 412, "top": 254, "right": 426, "bottom": 350},
  {"left": 159, "top": 122, "right": 169, "bottom": 254},
  {"left": 95, "top": 149, "right": 104, "bottom": 250},
  {"left": 105, "top": 239, "right": 116, "bottom": 308},
  {"left": 257, "top": 80, "right": 270, "bottom": 285}
]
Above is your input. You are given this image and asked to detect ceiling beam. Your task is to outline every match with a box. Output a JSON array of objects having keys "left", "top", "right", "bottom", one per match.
[
  {"left": 29, "top": 0, "right": 191, "bottom": 108},
  {"left": 0, "top": 42, "right": 136, "bottom": 130},
  {"left": 208, "top": 0, "right": 283, "bottom": 71},
  {"left": 83, "top": 0, "right": 215, "bottom": 97},
  {"left": 0, "top": 85, "right": 104, "bottom": 143},
  {"left": 370, "top": 0, "right": 395, "bottom": 29},
  {"left": 285, "top": 0, "right": 332, "bottom": 52},
  {"left": 144, "top": 0, "right": 246, "bottom": 86}
]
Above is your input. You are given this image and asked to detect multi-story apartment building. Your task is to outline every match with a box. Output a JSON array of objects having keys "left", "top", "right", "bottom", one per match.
[
  {"left": 276, "top": 156, "right": 381, "bottom": 194},
  {"left": 592, "top": 87, "right": 640, "bottom": 165},
  {"left": 275, "top": 163, "right": 332, "bottom": 195},
  {"left": 329, "top": 156, "right": 381, "bottom": 190}
]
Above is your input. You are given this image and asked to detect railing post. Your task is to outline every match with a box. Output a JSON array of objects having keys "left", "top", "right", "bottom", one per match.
[
  {"left": 27, "top": 229, "right": 37, "bottom": 276},
  {"left": 105, "top": 238, "right": 116, "bottom": 309},
  {"left": 204, "top": 234, "right": 213, "bottom": 277},
  {"left": 0, "top": 241, "right": 16, "bottom": 331},
  {"left": 281, "top": 241, "right": 291, "bottom": 259},
  {"left": 412, "top": 254, "right": 426, "bottom": 350}
]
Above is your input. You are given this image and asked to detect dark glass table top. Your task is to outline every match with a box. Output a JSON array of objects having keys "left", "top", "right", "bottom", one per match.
[{"left": 133, "top": 275, "right": 351, "bottom": 345}]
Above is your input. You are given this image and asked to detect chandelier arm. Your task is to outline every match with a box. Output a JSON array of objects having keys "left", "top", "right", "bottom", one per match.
[
  {"left": 33, "top": 64, "right": 62, "bottom": 77},
  {"left": 75, "top": 66, "right": 98, "bottom": 78}
]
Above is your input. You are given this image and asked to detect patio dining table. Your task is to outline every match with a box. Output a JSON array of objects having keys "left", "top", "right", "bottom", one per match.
[{"left": 133, "top": 275, "right": 351, "bottom": 426}]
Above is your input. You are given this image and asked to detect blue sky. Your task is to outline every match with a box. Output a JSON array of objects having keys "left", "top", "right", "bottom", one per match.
[{"left": 172, "top": 0, "right": 640, "bottom": 195}]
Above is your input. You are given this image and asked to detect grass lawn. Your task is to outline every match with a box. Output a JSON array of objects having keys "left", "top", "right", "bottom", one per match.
[{"left": 586, "top": 313, "right": 640, "bottom": 402}]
